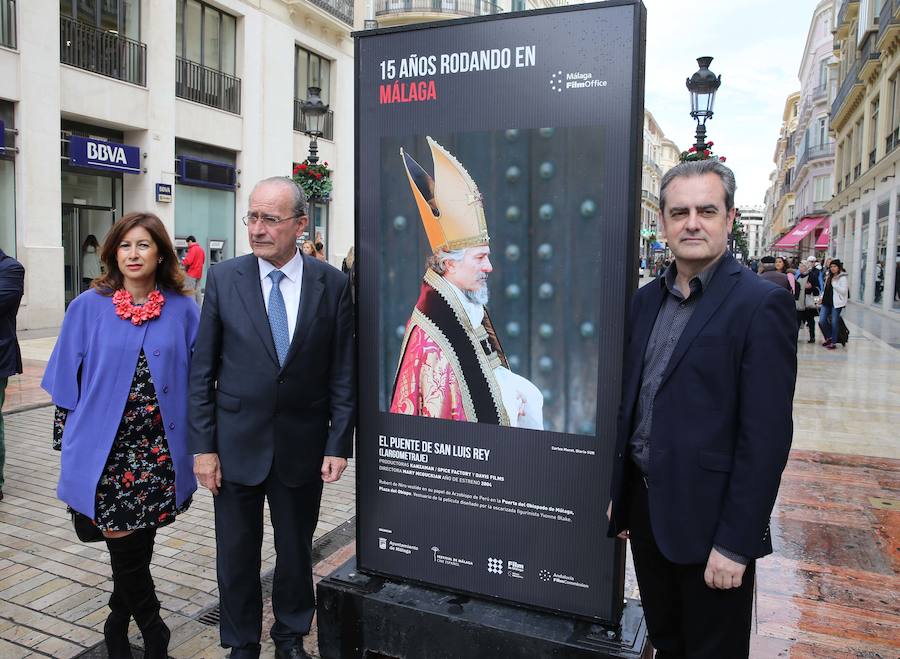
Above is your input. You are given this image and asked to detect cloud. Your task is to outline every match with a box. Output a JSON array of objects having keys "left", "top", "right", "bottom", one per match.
[{"left": 642, "top": 0, "right": 822, "bottom": 205}]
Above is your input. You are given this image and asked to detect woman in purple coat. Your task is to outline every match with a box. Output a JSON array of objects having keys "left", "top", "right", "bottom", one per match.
[{"left": 42, "top": 213, "right": 198, "bottom": 659}]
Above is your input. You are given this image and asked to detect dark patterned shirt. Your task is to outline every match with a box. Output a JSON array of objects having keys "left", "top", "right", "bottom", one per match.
[
  {"left": 628, "top": 255, "right": 747, "bottom": 564},
  {"left": 628, "top": 258, "right": 721, "bottom": 475}
]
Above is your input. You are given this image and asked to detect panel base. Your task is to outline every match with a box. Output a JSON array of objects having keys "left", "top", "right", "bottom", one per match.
[{"left": 317, "top": 558, "right": 652, "bottom": 659}]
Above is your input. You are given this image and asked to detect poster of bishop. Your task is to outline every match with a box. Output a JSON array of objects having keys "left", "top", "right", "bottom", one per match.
[{"left": 355, "top": 0, "right": 646, "bottom": 622}]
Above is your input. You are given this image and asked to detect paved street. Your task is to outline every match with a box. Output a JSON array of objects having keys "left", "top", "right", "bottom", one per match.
[{"left": 0, "top": 301, "right": 897, "bottom": 658}]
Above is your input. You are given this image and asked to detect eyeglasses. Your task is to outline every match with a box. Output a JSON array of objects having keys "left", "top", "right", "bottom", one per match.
[{"left": 241, "top": 213, "right": 301, "bottom": 227}]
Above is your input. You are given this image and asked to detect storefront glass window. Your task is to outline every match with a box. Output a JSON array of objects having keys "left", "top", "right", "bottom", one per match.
[
  {"left": 0, "top": 101, "right": 14, "bottom": 257},
  {"left": 0, "top": 160, "right": 15, "bottom": 257},
  {"left": 60, "top": 171, "right": 114, "bottom": 207},
  {"left": 174, "top": 185, "right": 235, "bottom": 289}
]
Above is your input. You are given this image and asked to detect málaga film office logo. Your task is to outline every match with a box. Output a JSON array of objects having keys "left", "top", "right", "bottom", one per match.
[{"left": 549, "top": 70, "right": 608, "bottom": 93}]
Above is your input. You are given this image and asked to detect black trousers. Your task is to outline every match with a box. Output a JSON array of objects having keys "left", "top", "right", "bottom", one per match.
[
  {"left": 214, "top": 470, "right": 324, "bottom": 659},
  {"left": 627, "top": 471, "right": 755, "bottom": 659},
  {"left": 796, "top": 309, "right": 816, "bottom": 340}
]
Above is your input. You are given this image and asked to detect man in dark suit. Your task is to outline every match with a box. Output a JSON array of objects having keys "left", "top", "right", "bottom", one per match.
[
  {"left": 607, "top": 160, "right": 796, "bottom": 658},
  {"left": 0, "top": 249, "right": 24, "bottom": 502},
  {"left": 189, "top": 177, "right": 354, "bottom": 659}
]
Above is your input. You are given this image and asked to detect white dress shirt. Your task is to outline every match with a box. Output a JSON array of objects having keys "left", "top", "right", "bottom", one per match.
[
  {"left": 258, "top": 250, "right": 304, "bottom": 342},
  {"left": 448, "top": 282, "right": 544, "bottom": 430}
]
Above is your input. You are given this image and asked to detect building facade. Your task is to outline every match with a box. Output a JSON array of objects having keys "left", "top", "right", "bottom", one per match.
[
  {"left": 737, "top": 205, "right": 765, "bottom": 261},
  {"left": 827, "top": 0, "right": 900, "bottom": 312},
  {"left": 1, "top": 0, "right": 359, "bottom": 330},
  {"left": 640, "top": 111, "right": 680, "bottom": 265},
  {"left": 785, "top": 0, "right": 836, "bottom": 256},
  {"left": 765, "top": 92, "right": 802, "bottom": 253}
]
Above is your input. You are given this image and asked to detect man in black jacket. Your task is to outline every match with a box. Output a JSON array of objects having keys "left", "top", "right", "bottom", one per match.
[
  {"left": 0, "top": 249, "right": 24, "bottom": 502},
  {"left": 608, "top": 161, "right": 796, "bottom": 657},
  {"left": 189, "top": 177, "right": 354, "bottom": 659}
]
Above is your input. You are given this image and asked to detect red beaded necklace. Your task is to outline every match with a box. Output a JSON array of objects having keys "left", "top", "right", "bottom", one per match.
[{"left": 113, "top": 289, "right": 165, "bottom": 326}]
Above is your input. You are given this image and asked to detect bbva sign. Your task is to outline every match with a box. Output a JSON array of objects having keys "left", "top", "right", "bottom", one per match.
[{"left": 69, "top": 136, "right": 141, "bottom": 174}]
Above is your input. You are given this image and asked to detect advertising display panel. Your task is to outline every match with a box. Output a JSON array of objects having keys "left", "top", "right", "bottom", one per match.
[{"left": 356, "top": 0, "right": 645, "bottom": 622}]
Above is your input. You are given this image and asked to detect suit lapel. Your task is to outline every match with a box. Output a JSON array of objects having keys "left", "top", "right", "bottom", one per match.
[
  {"left": 282, "top": 256, "right": 324, "bottom": 370},
  {"left": 234, "top": 256, "right": 279, "bottom": 366},
  {"left": 658, "top": 254, "right": 742, "bottom": 389},
  {"left": 625, "top": 281, "right": 666, "bottom": 413}
]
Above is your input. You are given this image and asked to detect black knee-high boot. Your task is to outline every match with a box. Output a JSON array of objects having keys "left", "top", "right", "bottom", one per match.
[
  {"left": 103, "top": 585, "right": 133, "bottom": 659},
  {"left": 106, "top": 529, "right": 171, "bottom": 659}
]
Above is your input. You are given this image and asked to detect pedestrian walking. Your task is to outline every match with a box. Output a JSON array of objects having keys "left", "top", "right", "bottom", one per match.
[
  {"left": 189, "top": 177, "right": 354, "bottom": 659},
  {"left": 81, "top": 234, "right": 102, "bottom": 291},
  {"left": 795, "top": 261, "right": 818, "bottom": 343},
  {"left": 300, "top": 240, "right": 316, "bottom": 257},
  {"left": 181, "top": 235, "right": 205, "bottom": 305},
  {"left": 759, "top": 256, "right": 792, "bottom": 291},
  {"left": 42, "top": 213, "right": 199, "bottom": 659},
  {"left": 0, "top": 249, "right": 24, "bottom": 503},
  {"left": 819, "top": 259, "right": 849, "bottom": 349},
  {"left": 775, "top": 256, "right": 795, "bottom": 294},
  {"left": 608, "top": 160, "right": 796, "bottom": 658}
]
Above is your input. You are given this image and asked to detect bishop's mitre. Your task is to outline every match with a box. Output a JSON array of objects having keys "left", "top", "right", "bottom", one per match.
[{"left": 400, "top": 136, "right": 490, "bottom": 254}]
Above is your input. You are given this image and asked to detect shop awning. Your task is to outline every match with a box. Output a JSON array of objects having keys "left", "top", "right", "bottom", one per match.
[
  {"left": 814, "top": 222, "right": 830, "bottom": 250},
  {"left": 772, "top": 216, "right": 826, "bottom": 249}
]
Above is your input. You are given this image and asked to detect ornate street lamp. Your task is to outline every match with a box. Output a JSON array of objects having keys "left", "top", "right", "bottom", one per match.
[
  {"left": 686, "top": 56, "right": 721, "bottom": 153},
  {"left": 299, "top": 86, "right": 329, "bottom": 165}
]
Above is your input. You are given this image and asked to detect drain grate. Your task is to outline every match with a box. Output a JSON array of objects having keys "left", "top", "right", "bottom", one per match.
[{"left": 193, "top": 517, "right": 356, "bottom": 627}]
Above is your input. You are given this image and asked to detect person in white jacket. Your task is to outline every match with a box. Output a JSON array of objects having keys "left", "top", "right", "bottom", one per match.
[{"left": 819, "top": 258, "right": 848, "bottom": 349}]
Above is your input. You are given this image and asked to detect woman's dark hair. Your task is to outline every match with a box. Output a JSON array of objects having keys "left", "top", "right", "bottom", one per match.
[
  {"left": 830, "top": 259, "right": 844, "bottom": 272},
  {"left": 81, "top": 234, "right": 99, "bottom": 252},
  {"left": 774, "top": 256, "right": 788, "bottom": 272},
  {"left": 93, "top": 212, "right": 187, "bottom": 295}
]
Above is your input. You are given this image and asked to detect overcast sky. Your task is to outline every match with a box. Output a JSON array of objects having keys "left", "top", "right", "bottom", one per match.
[{"left": 642, "top": 0, "right": 825, "bottom": 207}]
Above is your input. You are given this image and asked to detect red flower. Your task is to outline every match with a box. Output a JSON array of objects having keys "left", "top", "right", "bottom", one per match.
[
  {"left": 158, "top": 512, "right": 169, "bottom": 522},
  {"left": 299, "top": 163, "right": 307, "bottom": 170},
  {"left": 704, "top": 150, "right": 710, "bottom": 156},
  {"left": 122, "top": 471, "right": 135, "bottom": 487},
  {"left": 688, "top": 146, "right": 696, "bottom": 153},
  {"left": 151, "top": 446, "right": 160, "bottom": 454},
  {"left": 324, "top": 161, "right": 329, "bottom": 166},
  {"left": 157, "top": 454, "right": 169, "bottom": 463},
  {"left": 707, "top": 141, "right": 714, "bottom": 147},
  {"left": 292, "top": 165, "right": 301, "bottom": 175},
  {"left": 720, "top": 156, "right": 727, "bottom": 162}
]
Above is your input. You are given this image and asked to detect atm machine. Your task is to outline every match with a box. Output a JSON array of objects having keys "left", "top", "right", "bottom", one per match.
[
  {"left": 174, "top": 237, "right": 188, "bottom": 263},
  {"left": 208, "top": 239, "right": 226, "bottom": 266}
]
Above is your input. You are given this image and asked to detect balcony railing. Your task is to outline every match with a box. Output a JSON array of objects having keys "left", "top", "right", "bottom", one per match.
[
  {"left": 308, "top": 0, "right": 353, "bottom": 25},
  {"left": 642, "top": 155, "right": 662, "bottom": 176},
  {"left": 812, "top": 82, "right": 828, "bottom": 102},
  {"left": 838, "top": 0, "right": 859, "bottom": 29},
  {"left": 879, "top": 0, "right": 897, "bottom": 42},
  {"left": 785, "top": 138, "right": 796, "bottom": 157},
  {"left": 59, "top": 16, "right": 146, "bottom": 86},
  {"left": 641, "top": 189, "right": 659, "bottom": 206},
  {"left": 886, "top": 126, "right": 900, "bottom": 154},
  {"left": 832, "top": 60, "right": 861, "bottom": 118},
  {"left": 293, "top": 102, "right": 335, "bottom": 141},
  {"left": 796, "top": 141, "right": 835, "bottom": 171},
  {"left": 376, "top": 0, "right": 502, "bottom": 18},
  {"left": 0, "top": 0, "right": 15, "bottom": 49},
  {"left": 176, "top": 57, "right": 241, "bottom": 115}
]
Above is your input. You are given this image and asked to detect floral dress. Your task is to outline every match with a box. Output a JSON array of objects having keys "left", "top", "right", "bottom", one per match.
[{"left": 53, "top": 350, "right": 190, "bottom": 531}]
